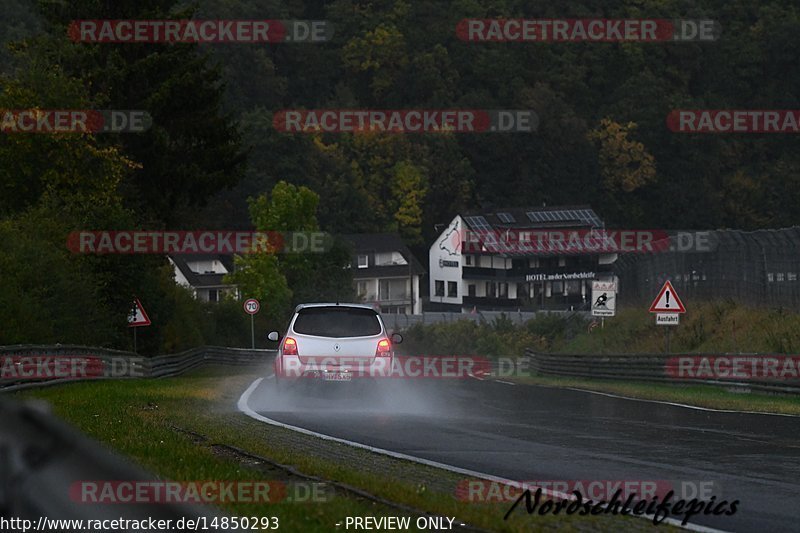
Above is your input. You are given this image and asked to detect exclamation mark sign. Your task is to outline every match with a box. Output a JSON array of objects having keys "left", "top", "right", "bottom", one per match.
[{"left": 665, "top": 290, "right": 670, "bottom": 308}]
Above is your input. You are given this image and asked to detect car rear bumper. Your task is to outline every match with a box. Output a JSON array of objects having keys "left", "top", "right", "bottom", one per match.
[{"left": 274, "top": 355, "right": 394, "bottom": 380}]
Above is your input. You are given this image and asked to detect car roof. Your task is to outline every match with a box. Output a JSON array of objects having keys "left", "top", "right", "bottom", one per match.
[{"left": 294, "top": 302, "right": 377, "bottom": 312}]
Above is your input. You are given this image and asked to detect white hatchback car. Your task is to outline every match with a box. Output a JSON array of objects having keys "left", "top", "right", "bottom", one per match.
[{"left": 269, "top": 303, "right": 402, "bottom": 386}]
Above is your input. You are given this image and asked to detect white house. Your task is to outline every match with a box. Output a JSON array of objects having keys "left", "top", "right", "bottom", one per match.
[
  {"left": 169, "top": 254, "right": 239, "bottom": 302},
  {"left": 428, "top": 206, "right": 617, "bottom": 312},
  {"left": 342, "top": 234, "right": 425, "bottom": 314}
]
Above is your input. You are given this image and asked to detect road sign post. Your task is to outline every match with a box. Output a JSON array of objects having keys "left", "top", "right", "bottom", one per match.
[
  {"left": 649, "top": 281, "right": 686, "bottom": 314},
  {"left": 243, "top": 298, "right": 261, "bottom": 349},
  {"left": 127, "top": 298, "right": 151, "bottom": 353},
  {"left": 591, "top": 281, "right": 617, "bottom": 318},
  {"left": 649, "top": 281, "right": 686, "bottom": 354},
  {"left": 655, "top": 313, "right": 680, "bottom": 326}
]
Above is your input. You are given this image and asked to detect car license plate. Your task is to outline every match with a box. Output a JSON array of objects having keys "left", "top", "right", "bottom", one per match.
[{"left": 322, "top": 371, "right": 352, "bottom": 382}]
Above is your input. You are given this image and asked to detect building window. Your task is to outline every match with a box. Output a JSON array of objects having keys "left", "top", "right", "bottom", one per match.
[
  {"left": 516, "top": 283, "right": 527, "bottom": 300},
  {"left": 208, "top": 289, "right": 219, "bottom": 302},
  {"left": 465, "top": 255, "right": 472, "bottom": 266},
  {"left": 566, "top": 280, "right": 581, "bottom": 295},
  {"left": 379, "top": 279, "right": 390, "bottom": 300},
  {"left": 777, "top": 272, "right": 785, "bottom": 282},
  {"left": 379, "top": 280, "right": 388, "bottom": 300},
  {"left": 767, "top": 273, "right": 774, "bottom": 282},
  {"left": 434, "top": 280, "right": 445, "bottom": 297},
  {"left": 789, "top": 272, "right": 797, "bottom": 281},
  {"left": 447, "top": 281, "right": 458, "bottom": 297},
  {"left": 357, "top": 254, "right": 369, "bottom": 268},
  {"left": 486, "top": 281, "right": 496, "bottom": 298},
  {"left": 380, "top": 279, "right": 407, "bottom": 301},
  {"left": 468, "top": 284, "right": 476, "bottom": 297},
  {"left": 356, "top": 281, "right": 368, "bottom": 298},
  {"left": 498, "top": 282, "right": 508, "bottom": 298}
]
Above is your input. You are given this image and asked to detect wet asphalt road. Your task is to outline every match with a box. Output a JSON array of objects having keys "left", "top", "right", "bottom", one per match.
[{"left": 246, "top": 377, "right": 800, "bottom": 532}]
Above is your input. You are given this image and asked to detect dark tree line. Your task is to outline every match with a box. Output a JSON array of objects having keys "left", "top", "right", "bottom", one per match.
[{"left": 2, "top": 0, "right": 799, "bottom": 350}]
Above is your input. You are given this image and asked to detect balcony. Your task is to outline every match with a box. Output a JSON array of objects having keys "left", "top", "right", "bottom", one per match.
[{"left": 462, "top": 266, "right": 528, "bottom": 279}]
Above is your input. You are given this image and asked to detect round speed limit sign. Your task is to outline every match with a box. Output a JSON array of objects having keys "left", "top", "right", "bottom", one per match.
[{"left": 243, "top": 298, "right": 260, "bottom": 315}]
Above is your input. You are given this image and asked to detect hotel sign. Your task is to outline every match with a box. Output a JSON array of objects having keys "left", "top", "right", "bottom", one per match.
[
  {"left": 525, "top": 271, "right": 595, "bottom": 282},
  {"left": 439, "top": 259, "right": 459, "bottom": 267}
]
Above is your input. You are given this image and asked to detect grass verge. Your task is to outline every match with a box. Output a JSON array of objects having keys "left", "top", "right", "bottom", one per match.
[{"left": 509, "top": 374, "right": 800, "bottom": 415}]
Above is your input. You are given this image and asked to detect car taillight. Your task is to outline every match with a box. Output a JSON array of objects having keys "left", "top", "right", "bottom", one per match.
[
  {"left": 283, "top": 337, "right": 298, "bottom": 356},
  {"left": 376, "top": 338, "right": 391, "bottom": 356}
]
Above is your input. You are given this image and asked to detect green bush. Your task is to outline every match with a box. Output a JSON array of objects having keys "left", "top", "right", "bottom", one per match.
[
  {"left": 398, "top": 303, "right": 800, "bottom": 357},
  {"left": 399, "top": 313, "right": 590, "bottom": 358}
]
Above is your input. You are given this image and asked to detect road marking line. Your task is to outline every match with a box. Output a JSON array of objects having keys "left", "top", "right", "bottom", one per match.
[
  {"left": 494, "top": 380, "right": 516, "bottom": 385},
  {"left": 562, "top": 386, "right": 800, "bottom": 418},
  {"left": 238, "top": 377, "right": 729, "bottom": 533}
]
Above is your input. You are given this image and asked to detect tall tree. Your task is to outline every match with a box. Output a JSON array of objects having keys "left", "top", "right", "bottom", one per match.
[
  {"left": 32, "top": 0, "right": 246, "bottom": 226},
  {"left": 226, "top": 181, "right": 353, "bottom": 317}
]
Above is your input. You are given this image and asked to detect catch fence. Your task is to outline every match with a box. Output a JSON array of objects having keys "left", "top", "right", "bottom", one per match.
[{"left": 614, "top": 227, "right": 800, "bottom": 308}]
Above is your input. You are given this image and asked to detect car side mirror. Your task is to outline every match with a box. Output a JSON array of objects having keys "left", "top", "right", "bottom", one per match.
[
  {"left": 391, "top": 333, "right": 403, "bottom": 344},
  {"left": 268, "top": 331, "right": 281, "bottom": 342}
]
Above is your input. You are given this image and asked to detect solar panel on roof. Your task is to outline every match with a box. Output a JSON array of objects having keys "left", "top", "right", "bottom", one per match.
[
  {"left": 525, "top": 208, "right": 603, "bottom": 227},
  {"left": 497, "top": 212, "right": 515, "bottom": 223},
  {"left": 464, "top": 215, "right": 492, "bottom": 231},
  {"left": 577, "top": 209, "right": 602, "bottom": 227},
  {"left": 551, "top": 210, "right": 576, "bottom": 222}
]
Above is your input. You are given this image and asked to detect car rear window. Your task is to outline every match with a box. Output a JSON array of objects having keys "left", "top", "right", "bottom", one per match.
[{"left": 292, "top": 307, "right": 382, "bottom": 338}]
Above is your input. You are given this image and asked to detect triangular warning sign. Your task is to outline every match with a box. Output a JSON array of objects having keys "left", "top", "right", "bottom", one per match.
[
  {"left": 127, "top": 298, "right": 152, "bottom": 327},
  {"left": 649, "top": 281, "right": 686, "bottom": 313}
]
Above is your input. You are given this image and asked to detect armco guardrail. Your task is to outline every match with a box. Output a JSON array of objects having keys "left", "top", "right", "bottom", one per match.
[
  {"left": 525, "top": 349, "right": 800, "bottom": 394},
  {"left": 0, "top": 345, "right": 275, "bottom": 392}
]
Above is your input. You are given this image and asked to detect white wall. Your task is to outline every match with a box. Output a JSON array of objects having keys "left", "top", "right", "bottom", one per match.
[{"left": 428, "top": 215, "right": 464, "bottom": 305}]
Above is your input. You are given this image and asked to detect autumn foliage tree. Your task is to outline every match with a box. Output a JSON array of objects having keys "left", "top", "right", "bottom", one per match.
[{"left": 588, "top": 118, "right": 657, "bottom": 223}]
